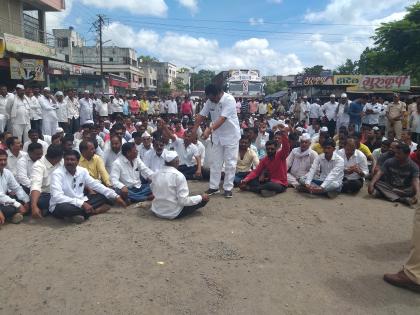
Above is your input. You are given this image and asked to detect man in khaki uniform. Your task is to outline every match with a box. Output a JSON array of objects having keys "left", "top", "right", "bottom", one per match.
[{"left": 386, "top": 93, "right": 406, "bottom": 139}]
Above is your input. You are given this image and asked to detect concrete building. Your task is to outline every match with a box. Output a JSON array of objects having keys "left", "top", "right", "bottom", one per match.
[
  {"left": 153, "top": 62, "right": 177, "bottom": 88},
  {"left": 139, "top": 62, "right": 158, "bottom": 92},
  {"left": 177, "top": 68, "right": 191, "bottom": 92},
  {"left": 53, "top": 27, "right": 84, "bottom": 62},
  {"left": 0, "top": 0, "right": 66, "bottom": 87}
]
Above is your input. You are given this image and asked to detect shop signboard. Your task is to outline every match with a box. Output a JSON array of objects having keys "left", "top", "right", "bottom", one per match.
[
  {"left": 333, "top": 75, "right": 361, "bottom": 86},
  {"left": 4, "top": 33, "right": 54, "bottom": 58},
  {"left": 346, "top": 75, "right": 411, "bottom": 92},
  {"left": 10, "top": 58, "right": 45, "bottom": 81}
]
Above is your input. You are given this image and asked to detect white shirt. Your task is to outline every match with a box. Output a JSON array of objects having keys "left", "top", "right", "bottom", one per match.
[
  {"left": 298, "top": 101, "right": 310, "bottom": 122},
  {"left": 8, "top": 94, "right": 31, "bottom": 124},
  {"left": 337, "top": 149, "right": 369, "bottom": 180},
  {"left": 309, "top": 103, "right": 322, "bottom": 119},
  {"left": 409, "top": 141, "right": 418, "bottom": 153},
  {"left": 23, "top": 139, "right": 48, "bottom": 155},
  {"left": 29, "top": 95, "right": 42, "bottom": 120},
  {"left": 38, "top": 95, "right": 58, "bottom": 121},
  {"left": 104, "top": 149, "right": 121, "bottom": 174},
  {"left": 0, "top": 168, "right": 29, "bottom": 208},
  {"left": 166, "top": 100, "right": 178, "bottom": 114},
  {"left": 150, "top": 166, "right": 202, "bottom": 219},
  {"left": 144, "top": 148, "right": 166, "bottom": 172},
  {"left": 111, "top": 98, "right": 123, "bottom": 113},
  {"left": 200, "top": 92, "right": 241, "bottom": 146},
  {"left": 337, "top": 101, "right": 350, "bottom": 123},
  {"left": 55, "top": 100, "right": 68, "bottom": 122},
  {"left": 49, "top": 165, "right": 118, "bottom": 213},
  {"left": 258, "top": 102, "right": 267, "bottom": 115},
  {"left": 30, "top": 156, "right": 62, "bottom": 193},
  {"left": 172, "top": 138, "right": 199, "bottom": 167},
  {"left": 195, "top": 140, "right": 206, "bottom": 165},
  {"left": 322, "top": 101, "right": 338, "bottom": 121},
  {"left": 95, "top": 100, "right": 109, "bottom": 117},
  {"left": 363, "top": 103, "right": 381, "bottom": 125},
  {"left": 16, "top": 154, "right": 36, "bottom": 188},
  {"left": 65, "top": 96, "right": 80, "bottom": 119},
  {"left": 6, "top": 150, "right": 27, "bottom": 177},
  {"left": 138, "top": 143, "right": 153, "bottom": 161},
  {"left": 287, "top": 147, "right": 318, "bottom": 178},
  {"left": 0, "top": 93, "right": 12, "bottom": 117},
  {"left": 110, "top": 155, "right": 153, "bottom": 189},
  {"left": 378, "top": 103, "right": 387, "bottom": 126},
  {"left": 304, "top": 152, "right": 344, "bottom": 189},
  {"left": 79, "top": 98, "right": 93, "bottom": 125}
]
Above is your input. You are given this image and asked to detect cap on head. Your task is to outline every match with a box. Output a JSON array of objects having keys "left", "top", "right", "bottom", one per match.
[
  {"left": 162, "top": 150, "right": 178, "bottom": 163},
  {"left": 341, "top": 93, "right": 347, "bottom": 98},
  {"left": 55, "top": 91, "right": 64, "bottom": 97},
  {"left": 44, "top": 87, "right": 51, "bottom": 92},
  {"left": 299, "top": 133, "right": 311, "bottom": 141},
  {"left": 141, "top": 131, "right": 151, "bottom": 138},
  {"left": 320, "top": 126, "right": 329, "bottom": 132},
  {"left": 16, "top": 84, "right": 25, "bottom": 90},
  {"left": 330, "top": 94, "right": 335, "bottom": 98}
]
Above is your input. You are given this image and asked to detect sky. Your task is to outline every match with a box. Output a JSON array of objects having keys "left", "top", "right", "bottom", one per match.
[{"left": 46, "top": 0, "right": 417, "bottom": 75}]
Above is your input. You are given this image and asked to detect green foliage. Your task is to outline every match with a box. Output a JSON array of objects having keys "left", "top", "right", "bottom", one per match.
[
  {"left": 138, "top": 55, "right": 159, "bottom": 63},
  {"left": 191, "top": 70, "right": 215, "bottom": 91},
  {"left": 264, "top": 80, "right": 287, "bottom": 95},
  {"left": 303, "top": 65, "right": 325, "bottom": 75},
  {"left": 173, "top": 77, "right": 187, "bottom": 92},
  {"left": 158, "top": 82, "right": 171, "bottom": 96},
  {"left": 334, "top": 59, "right": 360, "bottom": 74}
]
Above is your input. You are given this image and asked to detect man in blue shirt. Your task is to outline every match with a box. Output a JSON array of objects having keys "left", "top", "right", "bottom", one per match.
[{"left": 348, "top": 95, "right": 367, "bottom": 133}]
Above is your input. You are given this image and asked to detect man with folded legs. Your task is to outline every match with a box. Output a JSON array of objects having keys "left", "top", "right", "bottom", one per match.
[
  {"left": 49, "top": 150, "right": 126, "bottom": 224},
  {"left": 239, "top": 128, "right": 290, "bottom": 197},
  {"left": 0, "top": 149, "right": 30, "bottom": 225},
  {"left": 150, "top": 151, "right": 209, "bottom": 219}
]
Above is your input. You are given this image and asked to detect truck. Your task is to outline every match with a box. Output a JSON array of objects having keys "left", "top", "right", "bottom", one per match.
[{"left": 213, "top": 69, "right": 264, "bottom": 98}]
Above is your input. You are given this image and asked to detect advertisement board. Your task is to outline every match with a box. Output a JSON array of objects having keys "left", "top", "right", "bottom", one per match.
[{"left": 10, "top": 58, "right": 45, "bottom": 81}]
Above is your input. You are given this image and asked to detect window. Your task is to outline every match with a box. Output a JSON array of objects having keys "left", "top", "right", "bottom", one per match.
[{"left": 109, "top": 57, "right": 114, "bottom": 62}]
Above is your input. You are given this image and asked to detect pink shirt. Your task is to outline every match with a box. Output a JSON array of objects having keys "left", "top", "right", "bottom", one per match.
[
  {"left": 249, "top": 101, "right": 258, "bottom": 114},
  {"left": 181, "top": 101, "right": 193, "bottom": 115}
]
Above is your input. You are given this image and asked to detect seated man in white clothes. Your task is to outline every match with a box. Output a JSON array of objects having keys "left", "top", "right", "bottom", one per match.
[
  {"left": 160, "top": 119, "right": 202, "bottom": 180},
  {"left": 6, "top": 136, "right": 27, "bottom": 178},
  {"left": 150, "top": 151, "right": 209, "bottom": 220},
  {"left": 287, "top": 133, "right": 318, "bottom": 188},
  {"left": 297, "top": 138, "right": 344, "bottom": 198},
  {"left": 0, "top": 149, "right": 30, "bottom": 225},
  {"left": 138, "top": 131, "right": 153, "bottom": 161},
  {"left": 16, "top": 142, "right": 44, "bottom": 194},
  {"left": 22, "top": 129, "right": 48, "bottom": 154},
  {"left": 337, "top": 138, "right": 369, "bottom": 194},
  {"left": 144, "top": 134, "right": 167, "bottom": 172},
  {"left": 110, "top": 142, "right": 154, "bottom": 203},
  {"left": 49, "top": 150, "right": 126, "bottom": 224}
]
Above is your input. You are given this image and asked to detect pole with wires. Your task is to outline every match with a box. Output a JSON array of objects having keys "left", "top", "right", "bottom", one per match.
[{"left": 91, "top": 14, "right": 110, "bottom": 91}]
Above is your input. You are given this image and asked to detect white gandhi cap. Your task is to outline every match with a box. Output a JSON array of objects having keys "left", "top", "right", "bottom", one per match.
[{"left": 162, "top": 150, "right": 178, "bottom": 163}]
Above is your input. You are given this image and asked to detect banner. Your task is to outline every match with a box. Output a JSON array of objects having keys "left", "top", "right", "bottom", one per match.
[
  {"left": 333, "top": 75, "right": 361, "bottom": 86},
  {"left": 48, "top": 60, "right": 96, "bottom": 75},
  {"left": 10, "top": 58, "right": 45, "bottom": 81},
  {"left": 294, "top": 75, "right": 333, "bottom": 86},
  {"left": 358, "top": 75, "right": 410, "bottom": 91},
  {"left": 4, "top": 33, "right": 54, "bottom": 58}
]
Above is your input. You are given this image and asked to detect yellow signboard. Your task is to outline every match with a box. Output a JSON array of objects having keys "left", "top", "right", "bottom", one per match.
[
  {"left": 10, "top": 58, "right": 45, "bottom": 81},
  {"left": 0, "top": 37, "right": 5, "bottom": 58},
  {"left": 333, "top": 75, "right": 361, "bottom": 86},
  {"left": 4, "top": 33, "right": 54, "bottom": 58}
]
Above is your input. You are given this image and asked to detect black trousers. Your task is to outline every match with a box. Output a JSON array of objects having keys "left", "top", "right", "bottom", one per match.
[
  {"left": 69, "top": 117, "right": 80, "bottom": 134},
  {"left": 52, "top": 194, "right": 108, "bottom": 219},
  {"left": 326, "top": 119, "right": 336, "bottom": 138},
  {"left": 176, "top": 199, "right": 208, "bottom": 219},
  {"left": 0, "top": 204, "right": 18, "bottom": 218},
  {"left": 248, "top": 179, "right": 287, "bottom": 194},
  {"left": 30, "top": 119, "right": 42, "bottom": 133},
  {"left": 342, "top": 178, "right": 364, "bottom": 193},
  {"left": 178, "top": 165, "right": 197, "bottom": 180}
]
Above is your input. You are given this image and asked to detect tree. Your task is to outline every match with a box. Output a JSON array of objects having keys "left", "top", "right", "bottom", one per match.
[
  {"left": 357, "top": 3, "right": 420, "bottom": 84},
  {"left": 173, "top": 77, "right": 187, "bottom": 92},
  {"left": 190, "top": 70, "right": 215, "bottom": 91},
  {"left": 264, "top": 80, "right": 287, "bottom": 95},
  {"left": 334, "top": 59, "right": 359, "bottom": 74},
  {"left": 303, "top": 65, "right": 325, "bottom": 75},
  {"left": 157, "top": 82, "right": 171, "bottom": 97},
  {"left": 138, "top": 55, "right": 159, "bottom": 63}
]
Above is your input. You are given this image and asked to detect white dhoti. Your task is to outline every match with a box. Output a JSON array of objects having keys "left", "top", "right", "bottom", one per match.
[
  {"left": 0, "top": 114, "right": 7, "bottom": 132},
  {"left": 42, "top": 119, "right": 58, "bottom": 136},
  {"left": 12, "top": 123, "right": 30, "bottom": 142},
  {"left": 210, "top": 142, "right": 239, "bottom": 191},
  {"left": 287, "top": 173, "right": 300, "bottom": 188}
]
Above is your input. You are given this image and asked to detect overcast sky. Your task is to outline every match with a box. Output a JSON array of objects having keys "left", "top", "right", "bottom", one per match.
[{"left": 46, "top": 0, "right": 416, "bottom": 75}]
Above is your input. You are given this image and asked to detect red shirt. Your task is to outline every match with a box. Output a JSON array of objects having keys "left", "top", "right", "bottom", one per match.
[
  {"left": 181, "top": 101, "right": 193, "bottom": 115},
  {"left": 410, "top": 151, "right": 420, "bottom": 168},
  {"left": 244, "top": 135, "right": 290, "bottom": 186}
]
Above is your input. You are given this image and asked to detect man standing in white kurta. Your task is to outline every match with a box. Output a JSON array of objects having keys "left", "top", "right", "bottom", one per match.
[{"left": 193, "top": 84, "right": 241, "bottom": 198}]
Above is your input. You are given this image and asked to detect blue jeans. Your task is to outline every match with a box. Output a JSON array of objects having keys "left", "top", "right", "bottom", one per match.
[
  {"left": 234, "top": 172, "right": 249, "bottom": 186},
  {"left": 126, "top": 185, "right": 152, "bottom": 202},
  {"left": 178, "top": 165, "right": 197, "bottom": 180},
  {"left": 37, "top": 192, "right": 51, "bottom": 216}
]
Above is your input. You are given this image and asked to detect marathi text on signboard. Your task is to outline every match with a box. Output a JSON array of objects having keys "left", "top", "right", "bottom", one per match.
[
  {"left": 333, "top": 75, "right": 361, "bottom": 86},
  {"left": 10, "top": 58, "right": 45, "bottom": 81},
  {"left": 4, "top": 33, "right": 54, "bottom": 58},
  {"left": 294, "top": 75, "right": 333, "bottom": 86},
  {"left": 358, "top": 75, "right": 410, "bottom": 91}
]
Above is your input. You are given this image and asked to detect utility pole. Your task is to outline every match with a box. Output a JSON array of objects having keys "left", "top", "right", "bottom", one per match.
[{"left": 91, "top": 15, "right": 110, "bottom": 91}]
